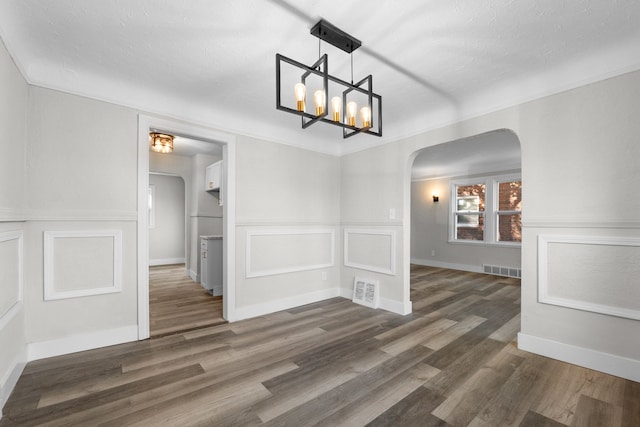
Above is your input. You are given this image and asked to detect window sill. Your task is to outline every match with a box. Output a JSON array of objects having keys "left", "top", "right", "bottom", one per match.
[{"left": 448, "top": 240, "right": 521, "bottom": 248}]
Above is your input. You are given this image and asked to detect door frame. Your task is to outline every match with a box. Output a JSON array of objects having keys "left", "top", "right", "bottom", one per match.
[{"left": 137, "top": 115, "right": 237, "bottom": 339}]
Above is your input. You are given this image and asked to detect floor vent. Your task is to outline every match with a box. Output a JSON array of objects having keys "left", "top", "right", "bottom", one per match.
[
  {"left": 352, "top": 277, "right": 379, "bottom": 308},
  {"left": 483, "top": 264, "right": 521, "bottom": 279}
]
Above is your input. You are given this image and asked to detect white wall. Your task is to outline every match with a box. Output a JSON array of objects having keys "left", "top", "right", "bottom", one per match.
[
  {"left": 233, "top": 136, "right": 341, "bottom": 318},
  {"left": 341, "top": 70, "right": 640, "bottom": 381},
  {"left": 411, "top": 176, "right": 521, "bottom": 272},
  {"left": 0, "top": 37, "right": 27, "bottom": 412},
  {"left": 23, "top": 85, "right": 139, "bottom": 355},
  {"left": 149, "top": 174, "right": 185, "bottom": 265}
]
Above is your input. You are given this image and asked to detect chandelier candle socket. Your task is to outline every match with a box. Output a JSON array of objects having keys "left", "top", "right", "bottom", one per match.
[
  {"left": 149, "top": 132, "right": 174, "bottom": 154},
  {"left": 275, "top": 19, "right": 382, "bottom": 138}
]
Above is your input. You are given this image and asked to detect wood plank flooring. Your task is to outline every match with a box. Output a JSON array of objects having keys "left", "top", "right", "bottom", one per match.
[
  {"left": 2, "top": 265, "right": 639, "bottom": 426},
  {"left": 149, "top": 264, "right": 225, "bottom": 337}
]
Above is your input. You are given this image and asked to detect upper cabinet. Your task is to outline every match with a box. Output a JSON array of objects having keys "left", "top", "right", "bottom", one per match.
[
  {"left": 205, "top": 160, "right": 223, "bottom": 206},
  {"left": 205, "top": 160, "right": 222, "bottom": 192}
]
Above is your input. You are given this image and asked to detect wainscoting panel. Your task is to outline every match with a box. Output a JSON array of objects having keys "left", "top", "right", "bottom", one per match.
[
  {"left": 344, "top": 229, "right": 396, "bottom": 275},
  {"left": 0, "top": 230, "right": 23, "bottom": 326},
  {"left": 538, "top": 234, "right": 640, "bottom": 320},
  {"left": 246, "top": 228, "right": 335, "bottom": 278},
  {"left": 44, "top": 230, "right": 123, "bottom": 300}
]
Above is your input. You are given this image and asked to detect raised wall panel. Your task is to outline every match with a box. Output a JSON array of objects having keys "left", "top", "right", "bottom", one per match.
[
  {"left": 44, "top": 230, "right": 123, "bottom": 300},
  {"left": 538, "top": 235, "right": 640, "bottom": 320},
  {"left": 344, "top": 229, "right": 396, "bottom": 275},
  {"left": 0, "top": 231, "right": 23, "bottom": 327},
  {"left": 246, "top": 228, "right": 335, "bottom": 278}
]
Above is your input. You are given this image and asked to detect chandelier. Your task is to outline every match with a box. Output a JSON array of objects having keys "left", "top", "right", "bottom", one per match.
[
  {"left": 276, "top": 20, "right": 382, "bottom": 138},
  {"left": 149, "top": 132, "right": 174, "bottom": 153}
]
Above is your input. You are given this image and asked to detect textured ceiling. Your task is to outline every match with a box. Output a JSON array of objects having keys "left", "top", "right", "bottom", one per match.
[{"left": 1, "top": 0, "right": 639, "bottom": 156}]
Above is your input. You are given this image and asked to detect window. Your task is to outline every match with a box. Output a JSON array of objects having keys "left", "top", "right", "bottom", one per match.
[
  {"left": 496, "top": 179, "right": 522, "bottom": 243},
  {"left": 450, "top": 174, "right": 521, "bottom": 245}
]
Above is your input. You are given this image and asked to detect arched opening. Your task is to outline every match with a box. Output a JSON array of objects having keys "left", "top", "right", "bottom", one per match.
[{"left": 406, "top": 129, "right": 522, "bottom": 311}]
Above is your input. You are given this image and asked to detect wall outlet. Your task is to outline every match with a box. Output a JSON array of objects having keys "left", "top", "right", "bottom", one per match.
[
  {"left": 321, "top": 272, "right": 327, "bottom": 281},
  {"left": 431, "top": 250, "right": 435, "bottom": 256}
]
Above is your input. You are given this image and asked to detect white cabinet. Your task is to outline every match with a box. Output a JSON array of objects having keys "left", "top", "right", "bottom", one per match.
[
  {"left": 200, "top": 235, "right": 223, "bottom": 296},
  {"left": 205, "top": 160, "right": 222, "bottom": 191},
  {"left": 205, "top": 160, "right": 223, "bottom": 206}
]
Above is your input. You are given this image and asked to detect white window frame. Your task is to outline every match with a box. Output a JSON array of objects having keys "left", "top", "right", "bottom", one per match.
[{"left": 449, "top": 173, "right": 521, "bottom": 247}]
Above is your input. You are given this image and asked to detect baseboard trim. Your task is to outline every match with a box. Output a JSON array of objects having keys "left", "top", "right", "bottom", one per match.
[
  {"left": 517, "top": 333, "right": 640, "bottom": 382},
  {"left": 189, "top": 269, "right": 199, "bottom": 283},
  {"left": 149, "top": 257, "right": 185, "bottom": 266},
  {"left": 340, "top": 287, "right": 412, "bottom": 315},
  {"left": 410, "top": 258, "right": 483, "bottom": 274},
  {"left": 231, "top": 288, "right": 341, "bottom": 322},
  {"left": 27, "top": 325, "right": 139, "bottom": 362},
  {"left": 0, "top": 352, "right": 27, "bottom": 419}
]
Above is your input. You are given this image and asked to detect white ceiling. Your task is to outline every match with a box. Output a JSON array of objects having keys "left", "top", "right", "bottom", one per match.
[
  {"left": 1, "top": 0, "right": 640, "bottom": 156},
  {"left": 168, "top": 135, "right": 222, "bottom": 158}
]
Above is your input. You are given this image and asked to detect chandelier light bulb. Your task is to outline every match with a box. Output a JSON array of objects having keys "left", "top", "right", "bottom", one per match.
[
  {"left": 346, "top": 101, "right": 357, "bottom": 127},
  {"left": 294, "top": 83, "right": 306, "bottom": 112},
  {"left": 331, "top": 97, "right": 342, "bottom": 122},
  {"left": 314, "top": 89, "right": 326, "bottom": 116},
  {"left": 360, "top": 106, "right": 371, "bottom": 128}
]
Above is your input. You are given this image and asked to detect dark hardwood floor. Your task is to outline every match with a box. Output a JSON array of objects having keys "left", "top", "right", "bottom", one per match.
[
  {"left": 1, "top": 265, "right": 638, "bottom": 426},
  {"left": 149, "top": 264, "right": 225, "bottom": 337}
]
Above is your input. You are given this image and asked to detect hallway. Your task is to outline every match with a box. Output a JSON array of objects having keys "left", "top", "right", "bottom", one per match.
[{"left": 149, "top": 264, "right": 225, "bottom": 337}]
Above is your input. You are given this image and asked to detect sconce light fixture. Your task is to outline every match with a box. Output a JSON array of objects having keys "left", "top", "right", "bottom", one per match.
[
  {"left": 276, "top": 19, "right": 382, "bottom": 138},
  {"left": 150, "top": 132, "right": 174, "bottom": 154},
  {"left": 433, "top": 194, "right": 439, "bottom": 202}
]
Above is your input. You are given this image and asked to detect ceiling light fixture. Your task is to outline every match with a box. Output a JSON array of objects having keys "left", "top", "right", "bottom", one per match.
[
  {"left": 276, "top": 20, "right": 382, "bottom": 138},
  {"left": 149, "top": 132, "right": 174, "bottom": 154}
]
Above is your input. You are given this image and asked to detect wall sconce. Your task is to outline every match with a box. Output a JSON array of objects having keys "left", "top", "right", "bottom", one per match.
[{"left": 432, "top": 194, "right": 439, "bottom": 202}]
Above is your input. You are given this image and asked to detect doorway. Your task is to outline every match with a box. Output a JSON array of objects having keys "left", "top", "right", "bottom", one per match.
[
  {"left": 137, "top": 115, "right": 237, "bottom": 340},
  {"left": 408, "top": 129, "right": 522, "bottom": 273},
  {"left": 146, "top": 173, "right": 225, "bottom": 336}
]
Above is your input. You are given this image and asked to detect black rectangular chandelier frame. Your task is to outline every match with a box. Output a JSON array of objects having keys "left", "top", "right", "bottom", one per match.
[{"left": 275, "top": 20, "right": 382, "bottom": 138}]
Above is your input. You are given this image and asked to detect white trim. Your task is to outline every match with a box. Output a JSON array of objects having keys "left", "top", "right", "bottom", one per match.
[
  {"left": 0, "top": 230, "right": 23, "bottom": 325},
  {"left": 380, "top": 296, "right": 413, "bottom": 316},
  {"left": 245, "top": 228, "right": 335, "bottom": 278},
  {"left": 189, "top": 269, "right": 200, "bottom": 283},
  {"left": 538, "top": 234, "right": 640, "bottom": 321},
  {"left": 518, "top": 333, "right": 640, "bottom": 382},
  {"left": 27, "top": 325, "right": 138, "bottom": 362},
  {"left": 22, "top": 209, "right": 137, "bottom": 221},
  {"left": 233, "top": 288, "right": 341, "bottom": 321},
  {"left": 410, "top": 258, "right": 484, "bottom": 274},
  {"left": 148, "top": 184, "right": 156, "bottom": 228},
  {"left": 525, "top": 219, "right": 640, "bottom": 229},
  {"left": 43, "top": 230, "right": 123, "bottom": 300},
  {"left": 0, "top": 353, "right": 27, "bottom": 417},
  {"left": 138, "top": 115, "right": 237, "bottom": 331},
  {"left": 149, "top": 257, "right": 186, "bottom": 266},
  {"left": 0, "top": 207, "right": 26, "bottom": 222},
  {"left": 344, "top": 229, "right": 397, "bottom": 275},
  {"left": 340, "top": 286, "right": 412, "bottom": 315}
]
